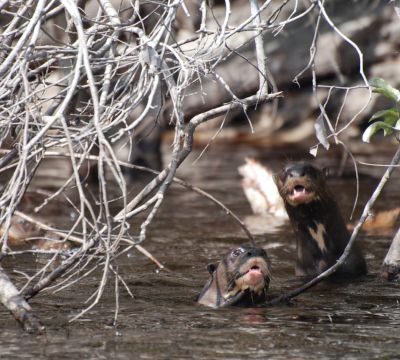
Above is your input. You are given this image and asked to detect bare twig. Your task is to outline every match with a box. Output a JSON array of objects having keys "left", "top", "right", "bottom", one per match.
[{"left": 249, "top": 0, "right": 268, "bottom": 95}]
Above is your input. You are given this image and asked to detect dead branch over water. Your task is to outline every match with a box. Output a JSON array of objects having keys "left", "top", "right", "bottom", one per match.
[
  {"left": 0, "top": 0, "right": 284, "bottom": 329},
  {"left": 0, "top": 0, "right": 397, "bottom": 331}
]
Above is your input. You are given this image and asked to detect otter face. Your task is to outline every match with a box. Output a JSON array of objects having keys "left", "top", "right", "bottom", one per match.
[
  {"left": 226, "top": 246, "right": 271, "bottom": 296},
  {"left": 197, "top": 246, "right": 271, "bottom": 308},
  {"left": 1, "top": 216, "right": 41, "bottom": 246},
  {"left": 275, "top": 163, "right": 326, "bottom": 207}
]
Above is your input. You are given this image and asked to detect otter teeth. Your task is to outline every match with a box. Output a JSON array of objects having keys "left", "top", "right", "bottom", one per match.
[{"left": 293, "top": 185, "right": 306, "bottom": 194}]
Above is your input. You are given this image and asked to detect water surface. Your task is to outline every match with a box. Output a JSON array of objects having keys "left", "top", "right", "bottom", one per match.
[{"left": 1, "top": 144, "right": 400, "bottom": 359}]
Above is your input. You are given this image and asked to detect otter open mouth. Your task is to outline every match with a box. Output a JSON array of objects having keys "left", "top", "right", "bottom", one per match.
[
  {"left": 235, "top": 259, "right": 270, "bottom": 295},
  {"left": 286, "top": 182, "right": 316, "bottom": 205},
  {"left": 292, "top": 184, "right": 307, "bottom": 199},
  {"left": 247, "top": 265, "right": 262, "bottom": 274}
]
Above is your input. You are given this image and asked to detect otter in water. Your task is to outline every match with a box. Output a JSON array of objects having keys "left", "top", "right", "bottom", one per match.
[
  {"left": 197, "top": 245, "right": 271, "bottom": 308},
  {"left": 275, "top": 163, "right": 367, "bottom": 278},
  {"left": 0, "top": 214, "right": 71, "bottom": 251}
]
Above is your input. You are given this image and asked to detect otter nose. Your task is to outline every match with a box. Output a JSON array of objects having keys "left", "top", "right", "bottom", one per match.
[
  {"left": 245, "top": 248, "right": 266, "bottom": 257},
  {"left": 286, "top": 164, "right": 307, "bottom": 178}
]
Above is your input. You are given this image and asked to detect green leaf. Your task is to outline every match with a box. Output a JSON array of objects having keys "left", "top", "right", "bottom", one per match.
[
  {"left": 369, "top": 78, "right": 400, "bottom": 103},
  {"left": 369, "top": 108, "right": 399, "bottom": 123},
  {"left": 395, "top": 119, "right": 400, "bottom": 131},
  {"left": 362, "top": 121, "right": 395, "bottom": 143}
]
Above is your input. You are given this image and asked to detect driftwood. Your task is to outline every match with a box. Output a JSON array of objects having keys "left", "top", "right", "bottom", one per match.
[
  {"left": 382, "top": 227, "right": 400, "bottom": 281},
  {"left": 0, "top": 265, "right": 44, "bottom": 333}
]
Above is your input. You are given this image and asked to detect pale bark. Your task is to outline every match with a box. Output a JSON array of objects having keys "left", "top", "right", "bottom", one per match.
[
  {"left": 382, "top": 227, "right": 400, "bottom": 281},
  {"left": 0, "top": 265, "right": 44, "bottom": 333}
]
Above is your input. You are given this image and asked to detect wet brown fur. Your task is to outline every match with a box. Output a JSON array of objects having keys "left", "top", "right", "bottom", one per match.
[
  {"left": 0, "top": 216, "right": 71, "bottom": 251},
  {"left": 197, "top": 246, "right": 271, "bottom": 308}
]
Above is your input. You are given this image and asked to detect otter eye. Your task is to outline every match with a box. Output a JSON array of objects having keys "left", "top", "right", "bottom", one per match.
[{"left": 231, "top": 248, "right": 245, "bottom": 258}]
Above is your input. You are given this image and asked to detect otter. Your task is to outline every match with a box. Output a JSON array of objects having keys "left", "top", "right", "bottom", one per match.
[
  {"left": 275, "top": 163, "right": 367, "bottom": 278},
  {"left": 0, "top": 214, "right": 71, "bottom": 251},
  {"left": 0, "top": 192, "right": 73, "bottom": 250},
  {"left": 197, "top": 246, "right": 271, "bottom": 308}
]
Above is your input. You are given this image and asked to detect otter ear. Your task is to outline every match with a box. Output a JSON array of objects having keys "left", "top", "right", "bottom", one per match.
[{"left": 207, "top": 262, "right": 218, "bottom": 275}]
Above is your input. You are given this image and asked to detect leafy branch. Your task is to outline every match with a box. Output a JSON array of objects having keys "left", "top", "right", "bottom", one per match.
[{"left": 362, "top": 78, "right": 400, "bottom": 142}]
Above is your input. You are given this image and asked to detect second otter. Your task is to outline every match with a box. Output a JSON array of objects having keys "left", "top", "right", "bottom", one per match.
[
  {"left": 275, "top": 163, "right": 367, "bottom": 278},
  {"left": 197, "top": 246, "right": 271, "bottom": 308}
]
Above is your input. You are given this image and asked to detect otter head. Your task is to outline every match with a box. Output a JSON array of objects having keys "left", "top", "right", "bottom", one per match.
[
  {"left": 197, "top": 246, "right": 271, "bottom": 308},
  {"left": 275, "top": 163, "right": 329, "bottom": 207}
]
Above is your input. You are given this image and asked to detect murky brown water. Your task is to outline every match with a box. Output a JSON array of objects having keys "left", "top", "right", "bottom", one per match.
[{"left": 1, "top": 143, "right": 400, "bottom": 359}]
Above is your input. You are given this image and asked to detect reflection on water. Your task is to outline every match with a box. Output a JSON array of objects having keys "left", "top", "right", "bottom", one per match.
[{"left": 1, "top": 144, "right": 400, "bottom": 359}]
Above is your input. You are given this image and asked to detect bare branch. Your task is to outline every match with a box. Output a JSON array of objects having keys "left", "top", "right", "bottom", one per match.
[{"left": 0, "top": 265, "right": 44, "bottom": 333}]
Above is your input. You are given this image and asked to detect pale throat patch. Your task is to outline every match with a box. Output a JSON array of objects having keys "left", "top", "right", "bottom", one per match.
[{"left": 308, "top": 222, "right": 327, "bottom": 252}]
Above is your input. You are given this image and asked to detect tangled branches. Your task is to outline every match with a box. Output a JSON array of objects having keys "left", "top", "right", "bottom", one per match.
[
  {"left": 0, "top": 0, "right": 396, "bottom": 330},
  {"left": 0, "top": 0, "right": 287, "bottom": 326}
]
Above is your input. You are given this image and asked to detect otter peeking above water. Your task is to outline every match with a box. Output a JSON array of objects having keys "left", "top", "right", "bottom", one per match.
[
  {"left": 275, "top": 163, "right": 367, "bottom": 278},
  {"left": 197, "top": 246, "right": 271, "bottom": 308}
]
